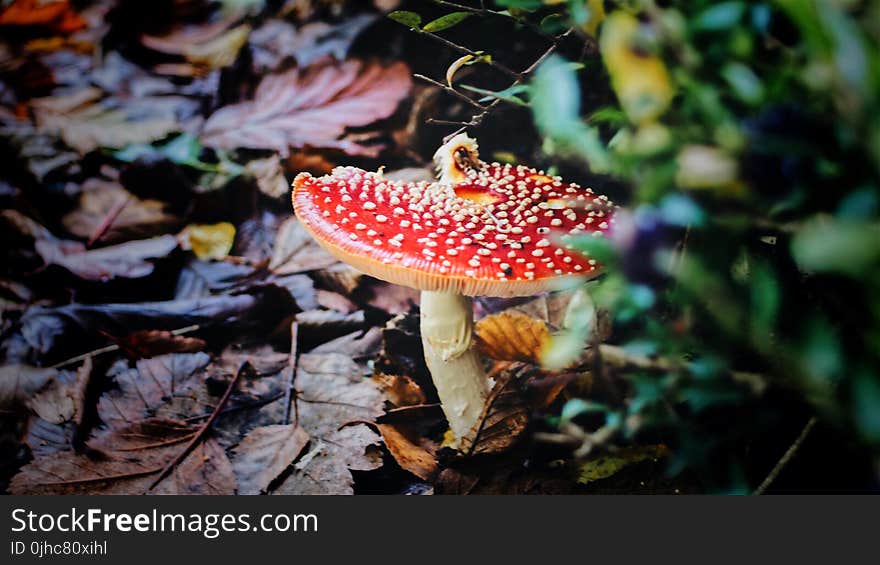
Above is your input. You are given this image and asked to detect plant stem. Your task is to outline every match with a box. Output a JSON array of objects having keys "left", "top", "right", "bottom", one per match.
[{"left": 754, "top": 416, "right": 818, "bottom": 495}]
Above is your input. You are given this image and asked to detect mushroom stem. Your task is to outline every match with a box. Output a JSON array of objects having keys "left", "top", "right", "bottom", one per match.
[{"left": 419, "top": 290, "right": 490, "bottom": 445}]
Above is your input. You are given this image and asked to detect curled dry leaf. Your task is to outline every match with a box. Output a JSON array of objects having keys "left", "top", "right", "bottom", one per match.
[
  {"left": 201, "top": 60, "right": 411, "bottom": 157},
  {"left": 475, "top": 310, "right": 551, "bottom": 364},
  {"left": 373, "top": 373, "right": 426, "bottom": 408},
  {"left": 232, "top": 424, "right": 309, "bottom": 495},
  {"left": 376, "top": 423, "right": 436, "bottom": 480},
  {"left": 10, "top": 418, "right": 236, "bottom": 495}
]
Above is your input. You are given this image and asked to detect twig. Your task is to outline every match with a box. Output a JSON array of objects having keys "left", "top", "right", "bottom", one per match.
[
  {"left": 183, "top": 392, "right": 284, "bottom": 422},
  {"left": 432, "top": 0, "right": 548, "bottom": 38},
  {"left": 416, "top": 29, "right": 519, "bottom": 78},
  {"left": 282, "top": 321, "right": 299, "bottom": 426},
  {"left": 48, "top": 324, "right": 201, "bottom": 369},
  {"left": 437, "top": 29, "right": 574, "bottom": 141},
  {"left": 385, "top": 402, "right": 442, "bottom": 415},
  {"left": 146, "top": 361, "right": 247, "bottom": 492},
  {"left": 753, "top": 416, "right": 818, "bottom": 495},
  {"left": 414, "top": 74, "right": 487, "bottom": 110},
  {"left": 87, "top": 195, "right": 131, "bottom": 247}
]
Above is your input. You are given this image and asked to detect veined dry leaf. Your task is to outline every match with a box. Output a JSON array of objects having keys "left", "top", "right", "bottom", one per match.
[
  {"left": 575, "top": 445, "right": 669, "bottom": 485},
  {"left": 10, "top": 419, "right": 236, "bottom": 495},
  {"left": 33, "top": 92, "right": 200, "bottom": 154},
  {"left": 0, "top": 364, "right": 57, "bottom": 408},
  {"left": 62, "top": 178, "right": 176, "bottom": 242},
  {"left": 275, "top": 425, "right": 381, "bottom": 495},
  {"left": 274, "top": 351, "right": 386, "bottom": 494},
  {"left": 201, "top": 60, "right": 411, "bottom": 157},
  {"left": 97, "top": 353, "right": 212, "bottom": 430},
  {"left": 459, "top": 369, "right": 529, "bottom": 456},
  {"left": 475, "top": 310, "right": 551, "bottom": 364},
  {"left": 376, "top": 423, "right": 436, "bottom": 480},
  {"left": 36, "top": 235, "right": 178, "bottom": 280},
  {"left": 270, "top": 217, "right": 338, "bottom": 274},
  {"left": 233, "top": 424, "right": 309, "bottom": 495},
  {"left": 178, "top": 222, "right": 236, "bottom": 260}
]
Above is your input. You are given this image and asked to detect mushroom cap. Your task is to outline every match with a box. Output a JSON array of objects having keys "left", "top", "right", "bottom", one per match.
[{"left": 292, "top": 162, "right": 615, "bottom": 297}]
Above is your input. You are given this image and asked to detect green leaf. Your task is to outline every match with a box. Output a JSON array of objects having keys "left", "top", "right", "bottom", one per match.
[
  {"left": 560, "top": 398, "right": 607, "bottom": 423},
  {"left": 388, "top": 10, "right": 421, "bottom": 29},
  {"left": 721, "top": 63, "right": 764, "bottom": 105},
  {"left": 459, "top": 84, "right": 529, "bottom": 106},
  {"left": 422, "top": 12, "right": 471, "bottom": 33},
  {"left": 791, "top": 219, "right": 880, "bottom": 276},
  {"left": 692, "top": 2, "right": 745, "bottom": 31},
  {"left": 575, "top": 445, "right": 669, "bottom": 485}
]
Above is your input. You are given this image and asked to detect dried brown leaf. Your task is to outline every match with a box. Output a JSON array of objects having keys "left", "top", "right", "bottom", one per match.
[
  {"left": 232, "top": 424, "right": 309, "bottom": 495},
  {"left": 34, "top": 93, "right": 200, "bottom": 154},
  {"left": 372, "top": 373, "right": 426, "bottom": 408},
  {"left": 475, "top": 310, "right": 551, "bottom": 364},
  {"left": 0, "top": 364, "right": 56, "bottom": 408},
  {"left": 273, "top": 351, "right": 386, "bottom": 494},
  {"left": 36, "top": 235, "right": 178, "bottom": 280},
  {"left": 459, "top": 370, "right": 529, "bottom": 456},
  {"left": 270, "top": 217, "right": 339, "bottom": 274},
  {"left": 97, "top": 353, "right": 211, "bottom": 430},
  {"left": 10, "top": 418, "right": 235, "bottom": 495},
  {"left": 201, "top": 60, "right": 411, "bottom": 156},
  {"left": 275, "top": 424, "right": 381, "bottom": 495},
  {"left": 376, "top": 423, "right": 436, "bottom": 480},
  {"left": 62, "top": 178, "right": 177, "bottom": 242},
  {"left": 28, "top": 357, "right": 91, "bottom": 425}
]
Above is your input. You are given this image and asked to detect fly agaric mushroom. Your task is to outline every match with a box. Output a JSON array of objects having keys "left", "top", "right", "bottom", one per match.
[{"left": 292, "top": 134, "right": 615, "bottom": 445}]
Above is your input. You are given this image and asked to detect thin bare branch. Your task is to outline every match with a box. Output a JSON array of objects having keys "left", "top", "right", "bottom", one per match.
[{"left": 414, "top": 74, "right": 487, "bottom": 110}]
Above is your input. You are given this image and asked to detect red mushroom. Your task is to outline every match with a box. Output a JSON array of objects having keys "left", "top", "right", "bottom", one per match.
[{"left": 293, "top": 134, "right": 615, "bottom": 445}]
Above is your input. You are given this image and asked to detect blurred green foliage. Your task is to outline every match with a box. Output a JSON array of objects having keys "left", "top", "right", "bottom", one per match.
[
  {"left": 392, "top": 0, "right": 880, "bottom": 487},
  {"left": 524, "top": 0, "right": 880, "bottom": 484}
]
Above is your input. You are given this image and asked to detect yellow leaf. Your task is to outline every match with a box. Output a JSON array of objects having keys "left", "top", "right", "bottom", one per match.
[
  {"left": 179, "top": 222, "right": 236, "bottom": 260},
  {"left": 446, "top": 53, "right": 473, "bottom": 87},
  {"left": 600, "top": 11, "right": 673, "bottom": 125},
  {"left": 475, "top": 310, "right": 551, "bottom": 364},
  {"left": 576, "top": 445, "right": 669, "bottom": 485},
  {"left": 582, "top": 0, "right": 606, "bottom": 37}
]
